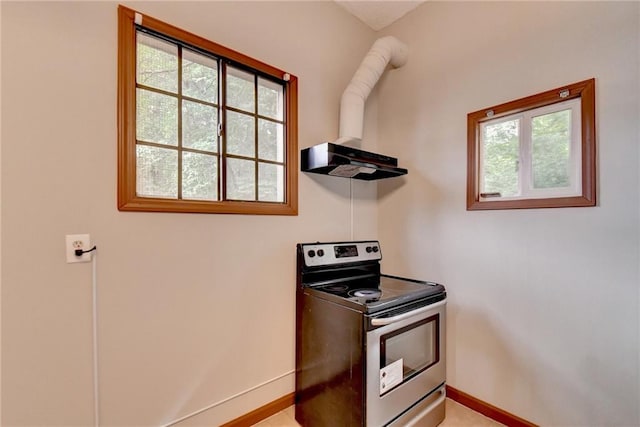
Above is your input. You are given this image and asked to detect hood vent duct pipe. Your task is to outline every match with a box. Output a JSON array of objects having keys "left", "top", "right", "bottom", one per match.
[
  {"left": 336, "top": 36, "right": 409, "bottom": 146},
  {"left": 301, "top": 36, "right": 410, "bottom": 180}
]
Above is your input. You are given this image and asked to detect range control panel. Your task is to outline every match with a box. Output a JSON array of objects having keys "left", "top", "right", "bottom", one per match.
[{"left": 302, "top": 241, "right": 381, "bottom": 267}]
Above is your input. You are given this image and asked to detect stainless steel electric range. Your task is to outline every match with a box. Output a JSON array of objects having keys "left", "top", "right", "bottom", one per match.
[{"left": 295, "top": 241, "right": 447, "bottom": 427}]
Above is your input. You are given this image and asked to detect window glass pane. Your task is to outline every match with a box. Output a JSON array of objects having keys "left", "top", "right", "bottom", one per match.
[
  {"left": 532, "top": 109, "right": 571, "bottom": 189},
  {"left": 182, "top": 49, "right": 218, "bottom": 103},
  {"left": 182, "top": 152, "right": 218, "bottom": 201},
  {"left": 226, "top": 158, "right": 255, "bottom": 201},
  {"left": 183, "top": 100, "right": 217, "bottom": 152},
  {"left": 136, "top": 32, "right": 178, "bottom": 93},
  {"left": 259, "top": 163, "right": 284, "bottom": 202},
  {"left": 136, "top": 88, "right": 178, "bottom": 146},
  {"left": 227, "top": 66, "right": 255, "bottom": 112},
  {"left": 226, "top": 111, "right": 255, "bottom": 157},
  {"left": 258, "top": 77, "right": 283, "bottom": 120},
  {"left": 482, "top": 118, "right": 520, "bottom": 197},
  {"left": 136, "top": 145, "right": 178, "bottom": 198},
  {"left": 258, "top": 119, "right": 284, "bottom": 162}
]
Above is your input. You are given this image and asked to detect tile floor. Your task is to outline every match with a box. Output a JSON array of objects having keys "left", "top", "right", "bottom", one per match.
[{"left": 253, "top": 399, "right": 504, "bottom": 426}]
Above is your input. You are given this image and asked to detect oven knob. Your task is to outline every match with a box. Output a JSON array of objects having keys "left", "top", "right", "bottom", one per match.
[
  {"left": 308, "top": 250, "right": 316, "bottom": 257},
  {"left": 317, "top": 249, "right": 325, "bottom": 257},
  {"left": 372, "top": 246, "right": 379, "bottom": 253},
  {"left": 366, "top": 246, "right": 373, "bottom": 253}
]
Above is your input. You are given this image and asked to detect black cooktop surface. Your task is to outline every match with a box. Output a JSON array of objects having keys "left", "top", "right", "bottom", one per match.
[{"left": 309, "top": 274, "right": 445, "bottom": 314}]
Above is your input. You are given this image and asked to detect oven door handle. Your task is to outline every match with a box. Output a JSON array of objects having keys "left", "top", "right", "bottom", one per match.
[
  {"left": 404, "top": 386, "right": 446, "bottom": 427},
  {"left": 371, "top": 299, "right": 446, "bottom": 326}
]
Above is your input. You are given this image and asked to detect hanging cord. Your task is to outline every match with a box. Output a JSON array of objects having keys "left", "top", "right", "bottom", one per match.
[
  {"left": 75, "top": 246, "right": 97, "bottom": 257},
  {"left": 91, "top": 249, "right": 100, "bottom": 427},
  {"left": 350, "top": 179, "right": 354, "bottom": 240}
]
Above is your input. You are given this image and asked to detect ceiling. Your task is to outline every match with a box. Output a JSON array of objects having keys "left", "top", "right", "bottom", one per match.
[{"left": 335, "top": 1, "right": 427, "bottom": 31}]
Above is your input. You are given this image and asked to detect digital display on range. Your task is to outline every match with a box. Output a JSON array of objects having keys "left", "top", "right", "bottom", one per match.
[{"left": 335, "top": 245, "right": 358, "bottom": 258}]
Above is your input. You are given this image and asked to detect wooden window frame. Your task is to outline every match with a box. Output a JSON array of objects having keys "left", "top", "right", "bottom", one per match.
[
  {"left": 467, "top": 78, "right": 596, "bottom": 210},
  {"left": 118, "top": 5, "right": 298, "bottom": 215}
]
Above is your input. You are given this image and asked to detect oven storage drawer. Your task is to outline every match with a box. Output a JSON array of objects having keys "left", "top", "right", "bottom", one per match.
[{"left": 386, "top": 385, "right": 446, "bottom": 427}]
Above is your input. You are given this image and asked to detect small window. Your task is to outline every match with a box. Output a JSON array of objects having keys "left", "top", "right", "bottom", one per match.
[
  {"left": 467, "top": 79, "right": 596, "bottom": 210},
  {"left": 118, "top": 6, "right": 298, "bottom": 214}
]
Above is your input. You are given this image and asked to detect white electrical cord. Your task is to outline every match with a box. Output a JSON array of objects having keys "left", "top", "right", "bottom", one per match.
[
  {"left": 91, "top": 251, "right": 100, "bottom": 427},
  {"left": 350, "top": 179, "right": 354, "bottom": 240}
]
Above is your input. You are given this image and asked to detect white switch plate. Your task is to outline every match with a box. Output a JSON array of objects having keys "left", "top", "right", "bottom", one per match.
[{"left": 65, "top": 234, "right": 92, "bottom": 263}]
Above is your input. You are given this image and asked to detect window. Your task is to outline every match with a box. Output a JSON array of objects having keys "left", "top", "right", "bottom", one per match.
[
  {"left": 467, "top": 79, "right": 596, "bottom": 210},
  {"left": 118, "top": 6, "right": 298, "bottom": 214}
]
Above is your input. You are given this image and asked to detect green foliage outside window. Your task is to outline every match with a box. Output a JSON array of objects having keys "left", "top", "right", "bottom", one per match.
[
  {"left": 482, "top": 109, "right": 572, "bottom": 197},
  {"left": 134, "top": 30, "right": 285, "bottom": 203},
  {"left": 532, "top": 110, "right": 571, "bottom": 189},
  {"left": 482, "top": 119, "right": 519, "bottom": 197}
]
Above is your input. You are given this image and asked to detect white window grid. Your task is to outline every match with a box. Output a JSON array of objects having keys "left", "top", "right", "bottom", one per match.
[{"left": 479, "top": 98, "right": 582, "bottom": 201}]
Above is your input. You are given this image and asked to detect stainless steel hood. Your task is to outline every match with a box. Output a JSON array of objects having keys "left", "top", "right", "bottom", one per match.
[
  {"left": 301, "top": 37, "right": 409, "bottom": 181},
  {"left": 301, "top": 142, "right": 407, "bottom": 180}
]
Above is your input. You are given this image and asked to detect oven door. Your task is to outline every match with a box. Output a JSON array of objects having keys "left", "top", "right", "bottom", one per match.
[{"left": 365, "top": 299, "right": 446, "bottom": 426}]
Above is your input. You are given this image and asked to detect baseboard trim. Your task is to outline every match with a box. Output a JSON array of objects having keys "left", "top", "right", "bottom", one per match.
[
  {"left": 221, "top": 386, "right": 536, "bottom": 427},
  {"left": 220, "top": 392, "right": 295, "bottom": 427},
  {"left": 446, "top": 385, "right": 538, "bottom": 427}
]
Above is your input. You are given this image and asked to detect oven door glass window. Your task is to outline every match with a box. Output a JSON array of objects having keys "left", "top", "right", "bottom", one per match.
[{"left": 380, "top": 314, "right": 439, "bottom": 394}]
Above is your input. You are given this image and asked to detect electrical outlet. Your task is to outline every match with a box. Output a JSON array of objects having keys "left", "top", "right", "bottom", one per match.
[{"left": 65, "top": 234, "right": 92, "bottom": 263}]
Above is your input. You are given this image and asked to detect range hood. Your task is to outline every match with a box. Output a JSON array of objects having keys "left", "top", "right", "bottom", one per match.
[
  {"left": 301, "top": 142, "right": 407, "bottom": 180},
  {"left": 301, "top": 36, "right": 409, "bottom": 180}
]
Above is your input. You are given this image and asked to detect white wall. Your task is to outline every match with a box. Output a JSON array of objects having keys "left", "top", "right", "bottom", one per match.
[
  {"left": 5, "top": 2, "right": 638, "bottom": 426},
  {"left": 1, "top": 2, "right": 378, "bottom": 425},
  {"left": 377, "top": 2, "right": 640, "bottom": 425}
]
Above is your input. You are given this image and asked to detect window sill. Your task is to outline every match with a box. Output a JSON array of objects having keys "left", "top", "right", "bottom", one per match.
[
  {"left": 466, "top": 194, "right": 596, "bottom": 210},
  {"left": 118, "top": 196, "right": 298, "bottom": 215}
]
